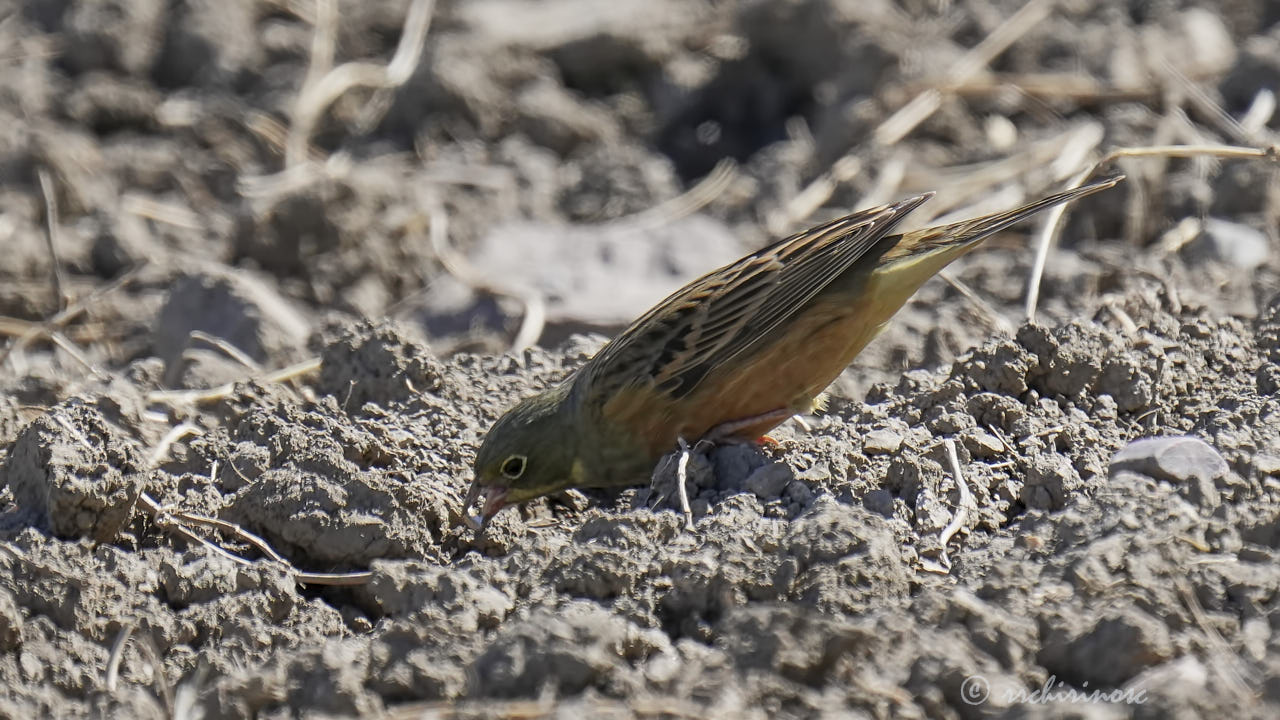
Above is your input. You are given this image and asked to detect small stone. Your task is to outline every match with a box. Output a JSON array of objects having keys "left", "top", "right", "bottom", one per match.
[
  {"left": 785, "top": 481, "right": 815, "bottom": 507},
  {"left": 962, "top": 428, "right": 1005, "bottom": 459},
  {"left": 743, "top": 463, "right": 792, "bottom": 499},
  {"left": 1257, "top": 364, "right": 1280, "bottom": 394},
  {"left": 1239, "top": 545, "right": 1277, "bottom": 563},
  {"left": 555, "top": 489, "right": 591, "bottom": 513},
  {"left": 864, "top": 429, "right": 903, "bottom": 455},
  {"left": 1191, "top": 218, "right": 1269, "bottom": 271},
  {"left": 1110, "top": 436, "right": 1226, "bottom": 509},
  {"left": 862, "top": 489, "right": 895, "bottom": 518}
]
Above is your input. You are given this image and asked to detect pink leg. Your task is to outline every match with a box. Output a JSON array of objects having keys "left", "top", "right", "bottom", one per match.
[
  {"left": 702, "top": 408, "right": 794, "bottom": 443},
  {"left": 661, "top": 409, "right": 794, "bottom": 529}
]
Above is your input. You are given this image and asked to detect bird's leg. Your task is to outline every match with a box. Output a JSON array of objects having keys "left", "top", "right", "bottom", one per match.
[
  {"left": 657, "top": 409, "right": 796, "bottom": 530},
  {"left": 647, "top": 437, "right": 701, "bottom": 530},
  {"left": 702, "top": 408, "right": 795, "bottom": 444},
  {"left": 674, "top": 437, "right": 695, "bottom": 532}
]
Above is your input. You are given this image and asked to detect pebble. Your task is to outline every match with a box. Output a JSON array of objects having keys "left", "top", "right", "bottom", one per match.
[
  {"left": 863, "top": 429, "right": 903, "bottom": 455},
  {"left": 1110, "top": 436, "right": 1228, "bottom": 482},
  {"left": 1109, "top": 436, "right": 1227, "bottom": 509},
  {"left": 1193, "top": 218, "right": 1269, "bottom": 271},
  {"left": 962, "top": 428, "right": 1005, "bottom": 459},
  {"left": 862, "top": 489, "right": 895, "bottom": 518},
  {"left": 743, "top": 463, "right": 792, "bottom": 499}
]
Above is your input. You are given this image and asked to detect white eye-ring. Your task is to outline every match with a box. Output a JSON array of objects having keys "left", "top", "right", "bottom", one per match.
[{"left": 501, "top": 455, "right": 527, "bottom": 479}]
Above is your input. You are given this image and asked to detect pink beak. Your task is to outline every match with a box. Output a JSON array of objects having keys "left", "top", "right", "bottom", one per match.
[{"left": 462, "top": 481, "right": 509, "bottom": 528}]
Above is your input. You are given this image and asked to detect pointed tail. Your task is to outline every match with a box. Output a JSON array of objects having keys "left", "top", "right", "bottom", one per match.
[{"left": 880, "top": 174, "right": 1124, "bottom": 264}]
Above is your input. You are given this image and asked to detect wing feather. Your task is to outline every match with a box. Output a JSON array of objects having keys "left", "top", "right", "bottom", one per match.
[{"left": 581, "top": 192, "right": 933, "bottom": 404}]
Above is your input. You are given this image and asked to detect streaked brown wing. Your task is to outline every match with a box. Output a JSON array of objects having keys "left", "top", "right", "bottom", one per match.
[{"left": 581, "top": 192, "right": 934, "bottom": 406}]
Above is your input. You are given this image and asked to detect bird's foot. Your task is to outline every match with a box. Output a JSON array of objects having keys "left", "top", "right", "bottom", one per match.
[{"left": 647, "top": 437, "right": 710, "bottom": 531}]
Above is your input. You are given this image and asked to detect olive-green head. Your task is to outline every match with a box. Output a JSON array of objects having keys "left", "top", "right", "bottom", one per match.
[{"left": 467, "top": 386, "right": 581, "bottom": 525}]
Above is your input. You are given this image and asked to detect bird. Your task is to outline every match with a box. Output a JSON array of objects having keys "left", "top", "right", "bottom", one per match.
[{"left": 465, "top": 175, "right": 1124, "bottom": 525}]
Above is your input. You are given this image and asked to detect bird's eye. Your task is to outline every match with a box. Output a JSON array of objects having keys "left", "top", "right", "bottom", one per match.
[{"left": 501, "top": 455, "right": 527, "bottom": 479}]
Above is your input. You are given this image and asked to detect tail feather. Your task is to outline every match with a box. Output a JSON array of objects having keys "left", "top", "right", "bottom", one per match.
[{"left": 881, "top": 174, "right": 1124, "bottom": 262}]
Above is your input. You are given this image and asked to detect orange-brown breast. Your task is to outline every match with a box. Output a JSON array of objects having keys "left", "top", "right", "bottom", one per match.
[
  {"left": 599, "top": 243, "right": 964, "bottom": 460},
  {"left": 599, "top": 290, "right": 883, "bottom": 459}
]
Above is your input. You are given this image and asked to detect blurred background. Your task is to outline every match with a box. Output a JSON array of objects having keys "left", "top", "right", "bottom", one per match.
[{"left": 2, "top": 0, "right": 1278, "bottom": 400}]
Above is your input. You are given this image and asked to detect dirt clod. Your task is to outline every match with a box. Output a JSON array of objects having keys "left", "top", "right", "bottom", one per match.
[
  {"left": 1111, "top": 436, "right": 1229, "bottom": 510},
  {"left": 2, "top": 400, "right": 145, "bottom": 541},
  {"left": 3, "top": 1, "right": 1280, "bottom": 718}
]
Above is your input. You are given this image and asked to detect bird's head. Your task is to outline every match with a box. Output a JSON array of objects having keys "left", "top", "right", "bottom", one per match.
[{"left": 467, "top": 386, "right": 582, "bottom": 525}]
